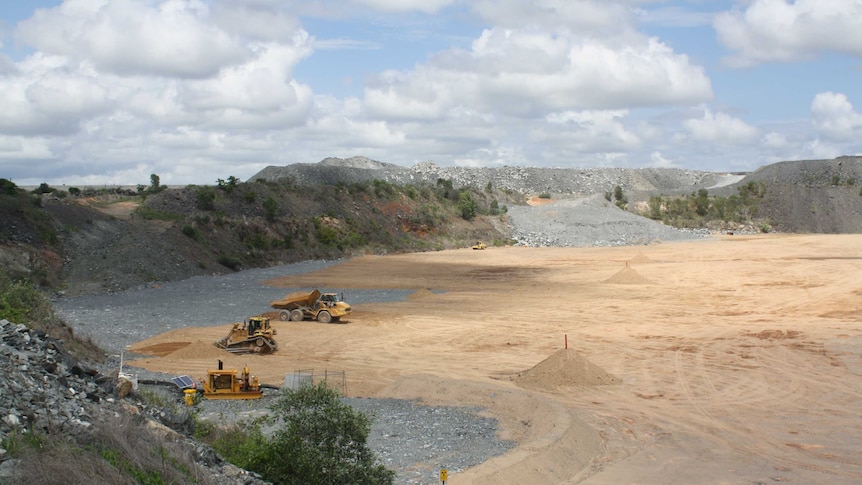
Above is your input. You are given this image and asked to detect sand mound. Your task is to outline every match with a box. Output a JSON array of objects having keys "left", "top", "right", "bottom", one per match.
[
  {"left": 605, "top": 265, "right": 651, "bottom": 284},
  {"left": 629, "top": 251, "right": 654, "bottom": 264},
  {"left": 148, "top": 340, "right": 228, "bottom": 359},
  {"left": 407, "top": 288, "right": 437, "bottom": 300},
  {"left": 514, "top": 349, "right": 621, "bottom": 390}
]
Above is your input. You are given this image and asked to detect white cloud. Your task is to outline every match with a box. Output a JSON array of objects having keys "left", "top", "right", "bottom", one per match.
[
  {"left": 351, "top": 0, "right": 456, "bottom": 14},
  {"left": 15, "top": 0, "right": 250, "bottom": 78},
  {"left": 473, "top": 0, "right": 633, "bottom": 33},
  {"left": 715, "top": 0, "right": 862, "bottom": 67},
  {"left": 683, "top": 107, "right": 760, "bottom": 144},
  {"left": 647, "top": 151, "right": 676, "bottom": 168},
  {"left": 0, "top": 54, "right": 113, "bottom": 136},
  {"left": 761, "top": 132, "right": 788, "bottom": 148},
  {"left": 539, "top": 110, "right": 641, "bottom": 153},
  {"left": 811, "top": 91, "right": 862, "bottom": 141},
  {"left": 365, "top": 26, "right": 712, "bottom": 120}
]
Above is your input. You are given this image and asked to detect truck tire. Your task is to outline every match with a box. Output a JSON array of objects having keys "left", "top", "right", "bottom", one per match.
[
  {"left": 290, "top": 309, "right": 304, "bottom": 321},
  {"left": 317, "top": 311, "right": 332, "bottom": 323},
  {"left": 278, "top": 311, "right": 289, "bottom": 321}
]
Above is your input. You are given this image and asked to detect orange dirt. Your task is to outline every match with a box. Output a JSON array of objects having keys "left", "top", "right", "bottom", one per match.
[{"left": 127, "top": 233, "right": 862, "bottom": 484}]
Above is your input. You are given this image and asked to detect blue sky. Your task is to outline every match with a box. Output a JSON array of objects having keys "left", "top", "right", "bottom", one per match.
[{"left": 0, "top": 0, "right": 860, "bottom": 186}]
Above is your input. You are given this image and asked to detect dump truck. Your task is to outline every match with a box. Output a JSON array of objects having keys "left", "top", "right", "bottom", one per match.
[
  {"left": 200, "top": 360, "right": 262, "bottom": 400},
  {"left": 270, "top": 289, "right": 351, "bottom": 323},
  {"left": 215, "top": 316, "right": 277, "bottom": 354}
]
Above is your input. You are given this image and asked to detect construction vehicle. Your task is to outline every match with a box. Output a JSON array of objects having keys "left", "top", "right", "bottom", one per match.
[
  {"left": 215, "top": 316, "right": 277, "bottom": 354},
  {"left": 472, "top": 240, "right": 487, "bottom": 250},
  {"left": 270, "top": 289, "right": 351, "bottom": 323},
  {"left": 200, "top": 360, "right": 262, "bottom": 400}
]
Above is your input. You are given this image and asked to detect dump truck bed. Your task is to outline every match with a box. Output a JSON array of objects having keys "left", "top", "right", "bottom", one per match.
[{"left": 270, "top": 289, "right": 321, "bottom": 309}]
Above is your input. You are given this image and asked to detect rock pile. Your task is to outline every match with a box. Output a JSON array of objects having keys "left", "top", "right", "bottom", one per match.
[
  {"left": 250, "top": 156, "right": 727, "bottom": 196},
  {"left": 0, "top": 319, "right": 110, "bottom": 444},
  {"left": 0, "top": 319, "right": 268, "bottom": 484}
]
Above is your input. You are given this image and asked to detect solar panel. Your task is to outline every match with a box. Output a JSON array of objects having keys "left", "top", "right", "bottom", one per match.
[{"left": 172, "top": 375, "right": 195, "bottom": 389}]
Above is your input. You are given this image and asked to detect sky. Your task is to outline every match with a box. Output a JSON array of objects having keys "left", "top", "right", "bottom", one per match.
[{"left": 0, "top": 0, "right": 861, "bottom": 186}]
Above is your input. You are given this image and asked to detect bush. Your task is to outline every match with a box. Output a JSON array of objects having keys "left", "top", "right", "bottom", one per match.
[
  {"left": 458, "top": 191, "right": 477, "bottom": 220},
  {"left": 0, "top": 269, "right": 56, "bottom": 325},
  {"left": 249, "top": 383, "right": 394, "bottom": 484},
  {"left": 195, "top": 186, "right": 216, "bottom": 211}
]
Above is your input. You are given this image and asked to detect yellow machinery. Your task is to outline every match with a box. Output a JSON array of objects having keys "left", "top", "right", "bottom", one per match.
[
  {"left": 270, "top": 289, "right": 351, "bottom": 323},
  {"left": 200, "top": 360, "right": 262, "bottom": 400},
  {"left": 472, "top": 240, "right": 487, "bottom": 250},
  {"left": 215, "top": 316, "right": 277, "bottom": 354}
]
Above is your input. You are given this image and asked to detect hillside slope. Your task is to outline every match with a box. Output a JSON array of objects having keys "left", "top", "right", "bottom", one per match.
[{"left": 2, "top": 155, "right": 860, "bottom": 297}]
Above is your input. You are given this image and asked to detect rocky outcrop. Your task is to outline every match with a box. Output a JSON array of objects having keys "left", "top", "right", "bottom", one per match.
[{"left": 0, "top": 319, "right": 268, "bottom": 484}]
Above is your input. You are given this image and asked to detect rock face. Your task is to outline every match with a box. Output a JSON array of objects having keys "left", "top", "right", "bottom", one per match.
[
  {"left": 0, "top": 319, "right": 109, "bottom": 442},
  {"left": 0, "top": 319, "right": 268, "bottom": 484}
]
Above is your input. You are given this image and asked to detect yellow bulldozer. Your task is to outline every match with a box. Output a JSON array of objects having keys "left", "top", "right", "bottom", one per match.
[
  {"left": 270, "top": 289, "right": 351, "bottom": 323},
  {"left": 472, "top": 240, "right": 487, "bottom": 250},
  {"left": 215, "top": 316, "right": 277, "bottom": 354}
]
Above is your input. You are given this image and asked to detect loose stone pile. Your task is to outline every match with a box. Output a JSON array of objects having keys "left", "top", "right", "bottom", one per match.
[{"left": 0, "top": 319, "right": 268, "bottom": 484}]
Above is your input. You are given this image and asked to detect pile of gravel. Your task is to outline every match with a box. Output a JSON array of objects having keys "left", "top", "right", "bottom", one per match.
[
  {"left": 250, "top": 156, "right": 727, "bottom": 197},
  {"left": 506, "top": 194, "right": 709, "bottom": 247},
  {"left": 0, "top": 319, "right": 267, "bottom": 484}
]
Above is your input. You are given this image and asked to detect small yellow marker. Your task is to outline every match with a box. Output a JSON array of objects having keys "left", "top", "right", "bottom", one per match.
[{"left": 440, "top": 468, "right": 448, "bottom": 484}]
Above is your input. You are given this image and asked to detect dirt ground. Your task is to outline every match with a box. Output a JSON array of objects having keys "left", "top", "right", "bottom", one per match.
[{"left": 128, "top": 233, "right": 862, "bottom": 484}]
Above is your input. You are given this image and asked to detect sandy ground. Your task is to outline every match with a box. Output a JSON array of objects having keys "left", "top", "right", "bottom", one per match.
[{"left": 128, "top": 234, "right": 862, "bottom": 484}]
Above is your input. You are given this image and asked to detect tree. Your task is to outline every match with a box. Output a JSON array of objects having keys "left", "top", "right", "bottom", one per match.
[
  {"left": 253, "top": 383, "right": 394, "bottom": 484},
  {"left": 458, "top": 191, "right": 477, "bottom": 220},
  {"left": 150, "top": 173, "right": 160, "bottom": 191}
]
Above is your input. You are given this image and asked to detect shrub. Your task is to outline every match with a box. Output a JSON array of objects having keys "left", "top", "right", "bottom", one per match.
[
  {"left": 263, "top": 197, "right": 279, "bottom": 222},
  {"left": 217, "top": 255, "right": 242, "bottom": 270},
  {"left": 248, "top": 383, "right": 395, "bottom": 484},
  {"left": 538, "top": 192, "right": 551, "bottom": 199},
  {"left": 0, "top": 178, "right": 20, "bottom": 196},
  {"left": 195, "top": 186, "right": 216, "bottom": 210},
  {"left": 181, "top": 225, "right": 197, "bottom": 239}
]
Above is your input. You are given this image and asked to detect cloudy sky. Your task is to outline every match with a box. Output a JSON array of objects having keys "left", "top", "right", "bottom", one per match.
[{"left": 1, "top": 0, "right": 860, "bottom": 186}]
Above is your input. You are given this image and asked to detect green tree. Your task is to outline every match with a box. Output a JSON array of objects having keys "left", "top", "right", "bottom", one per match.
[
  {"left": 458, "top": 191, "right": 477, "bottom": 220},
  {"left": 694, "top": 188, "right": 709, "bottom": 216},
  {"left": 150, "top": 173, "right": 160, "bottom": 191},
  {"left": 253, "top": 383, "right": 394, "bottom": 484},
  {"left": 648, "top": 196, "right": 663, "bottom": 220},
  {"left": 263, "top": 196, "right": 279, "bottom": 222}
]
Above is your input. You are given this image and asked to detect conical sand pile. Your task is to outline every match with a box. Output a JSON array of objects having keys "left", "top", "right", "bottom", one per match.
[
  {"left": 605, "top": 264, "right": 651, "bottom": 284},
  {"left": 629, "top": 251, "right": 654, "bottom": 264},
  {"left": 514, "top": 349, "right": 621, "bottom": 390}
]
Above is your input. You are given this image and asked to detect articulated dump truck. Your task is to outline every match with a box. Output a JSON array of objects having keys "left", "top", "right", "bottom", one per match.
[{"left": 270, "top": 289, "right": 351, "bottom": 323}]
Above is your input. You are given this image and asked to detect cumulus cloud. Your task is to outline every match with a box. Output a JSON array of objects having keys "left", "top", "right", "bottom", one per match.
[
  {"left": 15, "top": 0, "right": 252, "bottom": 78},
  {"left": 539, "top": 110, "right": 641, "bottom": 153},
  {"left": 715, "top": 0, "right": 862, "bottom": 67},
  {"left": 811, "top": 92, "right": 862, "bottom": 142},
  {"left": 365, "top": 25, "right": 712, "bottom": 119},
  {"left": 683, "top": 107, "right": 760, "bottom": 144}
]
